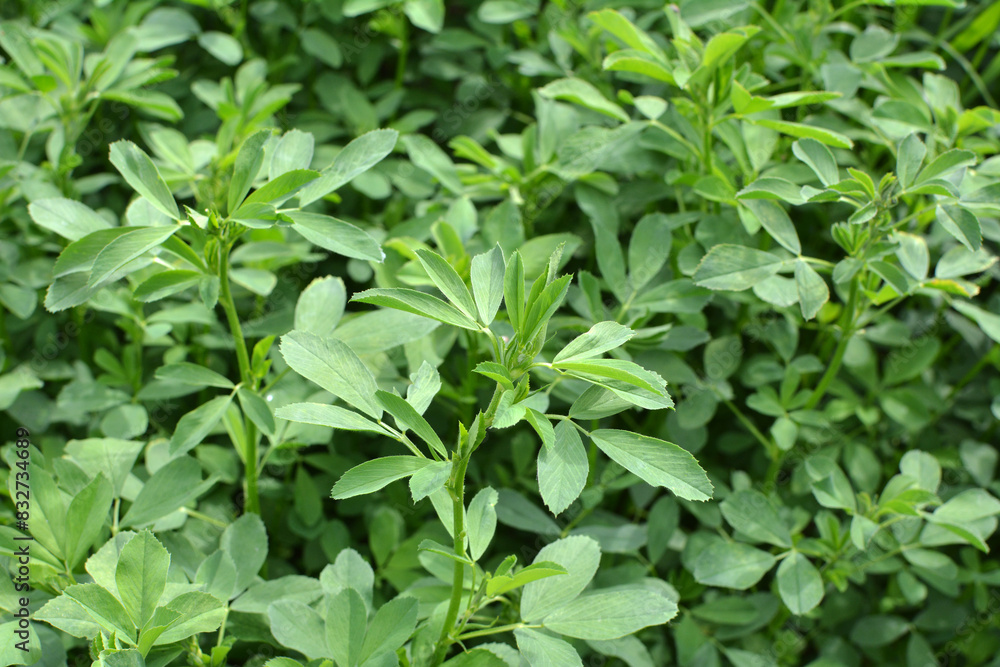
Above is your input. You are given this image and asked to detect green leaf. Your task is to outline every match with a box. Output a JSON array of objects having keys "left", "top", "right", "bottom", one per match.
[
  {"left": 402, "top": 133, "right": 463, "bottom": 194},
  {"left": 415, "top": 248, "right": 478, "bottom": 319},
  {"left": 89, "top": 226, "right": 179, "bottom": 287},
  {"left": 287, "top": 211, "right": 385, "bottom": 262},
  {"left": 116, "top": 531, "right": 169, "bottom": 628},
  {"left": 29, "top": 198, "right": 113, "bottom": 241},
  {"left": 64, "top": 473, "right": 114, "bottom": 568},
  {"left": 470, "top": 245, "right": 506, "bottom": 325},
  {"left": 109, "top": 141, "right": 180, "bottom": 220},
  {"left": 693, "top": 245, "right": 785, "bottom": 291},
  {"left": 331, "top": 456, "right": 434, "bottom": 499},
  {"left": 376, "top": 389, "right": 446, "bottom": 456},
  {"left": 520, "top": 535, "right": 601, "bottom": 623},
  {"left": 587, "top": 9, "right": 667, "bottom": 60},
  {"left": 156, "top": 591, "right": 226, "bottom": 645},
  {"left": 155, "top": 362, "right": 234, "bottom": 389},
  {"left": 228, "top": 130, "right": 272, "bottom": 214},
  {"left": 776, "top": 552, "right": 824, "bottom": 615},
  {"left": 914, "top": 148, "right": 975, "bottom": 184},
  {"left": 219, "top": 513, "right": 268, "bottom": 594},
  {"left": 121, "top": 456, "right": 211, "bottom": 527},
  {"left": 280, "top": 331, "right": 383, "bottom": 419},
  {"left": 168, "top": 394, "right": 233, "bottom": 456},
  {"left": 554, "top": 322, "right": 634, "bottom": 363},
  {"left": 693, "top": 539, "right": 776, "bottom": 589},
  {"left": 754, "top": 119, "right": 853, "bottom": 149},
  {"left": 467, "top": 487, "right": 499, "bottom": 561},
  {"left": 134, "top": 270, "right": 202, "bottom": 302},
  {"left": 555, "top": 359, "right": 666, "bottom": 395},
  {"left": 65, "top": 584, "right": 136, "bottom": 643},
  {"left": 298, "top": 129, "right": 399, "bottom": 206},
  {"left": 628, "top": 213, "right": 673, "bottom": 290},
  {"left": 542, "top": 590, "right": 677, "bottom": 639},
  {"left": 276, "top": 403, "right": 394, "bottom": 436},
  {"left": 268, "top": 601, "right": 330, "bottom": 660},
  {"left": 238, "top": 388, "right": 275, "bottom": 438},
  {"left": 352, "top": 287, "right": 480, "bottom": 330},
  {"left": 537, "top": 420, "right": 588, "bottom": 516},
  {"left": 404, "top": 0, "right": 444, "bottom": 32},
  {"left": 602, "top": 50, "right": 676, "bottom": 83},
  {"left": 952, "top": 301, "right": 1000, "bottom": 344},
  {"left": 896, "top": 134, "right": 926, "bottom": 189},
  {"left": 326, "top": 588, "right": 367, "bottom": 667},
  {"left": 538, "top": 78, "right": 629, "bottom": 122},
  {"left": 590, "top": 430, "right": 713, "bottom": 501},
  {"left": 244, "top": 169, "right": 319, "bottom": 206},
  {"left": 515, "top": 627, "right": 583, "bottom": 667},
  {"left": 408, "top": 460, "right": 451, "bottom": 503},
  {"left": 719, "top": 490, "right": 792, "bottom": 547},
  {"left": 742, "top": 200, "right": 800, "bottom": 255},
  {"left": 487, "top": 561, "right": 568, "bottom": 597},
  {"left": 359, "top": 597, "right": 418, "bottom": 663},
  {"left": 936, "top": 205, "right": 981, "bottom": 252},
  {"left": 293, "top": 276, "right": 347, "bottom": 337},
  {"left": 794, "top": 259, "right": 829, "bottom": 320},
  {"left": 65, "top": 438, "right": 144, "bottom": 498}
]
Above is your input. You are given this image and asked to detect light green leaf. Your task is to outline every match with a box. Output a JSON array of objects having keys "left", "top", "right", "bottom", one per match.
[
  {"left": 326, "top": 588, "right": 367, "bottom": 667},
  {"left": 952, "top": 301, "right": 1000, "bottom": 344},
  {"left": 776, "top": 552, "right": 824, "bottom": 615},
  {"left": 219, "top": 513, "right": 267, "bottom": 595},
  {"left": 29, "top": 198, "right": 113, "bottom": 241},
  {"left": 298, "top": 129, "right": 399, "bottom": 206},
  {"left": 538, "top": 420, "right": 588, "bottom": 516},
  {"left": 89, "top": 226, "right": 179, "bottom": 287},
  {"left": 276, "top": 402, "right": 393, "bottom": 436},
  {"left": 515, "top": 627, "right": 583, "bottom": 667},
  {"left": 287, "top": 211, "right": 385, "bottom": 262},
  {"left": 693, "top": 540, "right": 776, "bottom": 589},
  {"left": 896, "top": 134, "right": 926, "bottom": 189},
  {"left": 521, "top": 535, "right": 601, "bottom": 623},
  {"left": 538, "top": 78, "right": 629, "bottom": 122},
  {"left": 268, "top": 600, "right": 329, "bottom": 660},
  {"left": 590, "top": 430, "right": 713, "bottom": 501},
  {"left": 936, "top": 205, "right": 981, "bottom": 252},
  {"left": 719, "top": 490, "right": 792, "bottom": 547},
  {"left": 155, "top": 362, "right": 234, "bottom": 389},
  {"left": 294, "top": 276, "right": 347, "bottom": 336},
  {"left": 238, "top": 388, "right": 275, "bottom": 438},
  {"left": 244, "top": 169, "right": 319, "bottom": 207},
  {"left": 471, "top": 245, "right": 506, "bottom": 325},
  {"left": 280, "top": 331, "right": 383, "bottom": 418},
  {"left": 156, "top": 591, "right": 226, "bottom": 645},
  {"left": 794, "top": 259, "right": 829, "bottom": 320},
  {"left": 628, "top": 213, "right": 673, "bottom": 290},
  {"left": 109, "top": 141, "right": 180, "bottom": 220},
  {"left": 352, "top": 287, "right": 481, "bottom": 329},
  {"left": 542, "top": 590, "right": 677, "bottom": 639},
  {"left": 487, "top": 561, "right": 567, "bottom": 597},
  {"left": 228, "top": 130, "right": 272, "bottom": 214},
  {"left": 402, "top": 133, "right": 463, "bottom": 194},
  {"left": 554, "top": 322, "right": 634, "bottom": 363},
  {"left": 467, "top": 487, "right": 499, "bottom": 561},
  {"left": 415, "top": 248, "right": 478, "bottom": 318},
  {"left": 404, "top": 0, "right": 444, "bottom": 32},
  {"left": 408, "top": 460, "right": 451, "bottom": 502},
  {"left": 693, "top": 245, "right": 785, "bottom": 291},
  {"left": 116, "top": 531, "right": 169, "bottom": 628},
  {"left": 754, "top": 119, "right": 853, "bottom": 149},
  {"left": 331, "top": 456, "right": 434, "bottom": 499},
  {"left": 742, "top": 200, "right": 800, "bottom": 255},
  {"left": 359, "top": 596, "right": 418, "bottom": 664},
  {"left": 376, "top": 389, "right": 446, "bottom": 456},
  {"left": 121, "top": 456, "right": 211, "bottom": 527},
  {"left": 65, "top": 584, "right": 136, "bottom": 643},
  {"left": 168, "top": 394, "right": 233, "bottom": 456}
]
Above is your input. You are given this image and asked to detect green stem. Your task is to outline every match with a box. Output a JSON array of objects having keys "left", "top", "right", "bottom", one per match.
[
  {"left": 217, "top": 240, "right": 260, "bottom": 514},
  {"left": 456, "top": 623, "right": 536, "bottom": 641},
  {"left": 430, "top": 452, "right": 471, "bottom": 666},
  {"left": 805, "top": 278, "right": 860, "bottom": 410}
]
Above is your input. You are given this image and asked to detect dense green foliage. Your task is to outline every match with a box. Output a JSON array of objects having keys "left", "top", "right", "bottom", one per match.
[{"left": 2, "top": 0, "right": 1000, "bottom": 666}]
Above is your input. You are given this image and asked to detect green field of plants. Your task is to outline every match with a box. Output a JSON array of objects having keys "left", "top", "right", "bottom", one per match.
[{"left": 1, "top": 0, "right": 1000, "bottom": 665}]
